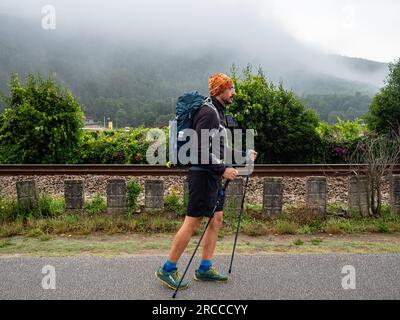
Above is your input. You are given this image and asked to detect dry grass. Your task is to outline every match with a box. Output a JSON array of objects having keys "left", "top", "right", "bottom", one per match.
[{"left": 2, "top": 234, "right": 400, "bottom": 257}]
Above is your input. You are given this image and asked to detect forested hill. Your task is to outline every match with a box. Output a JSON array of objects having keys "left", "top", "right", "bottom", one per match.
[{"left": 0, "top": 12, "right": 389, "bottom": 126}]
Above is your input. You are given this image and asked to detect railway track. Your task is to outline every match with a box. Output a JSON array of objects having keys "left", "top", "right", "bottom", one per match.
[{"left": 0, "top": 164, "right": 399, "bottom": 177}]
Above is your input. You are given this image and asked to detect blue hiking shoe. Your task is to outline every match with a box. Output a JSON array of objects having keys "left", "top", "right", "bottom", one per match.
[
  {"left": 194, "top": 267, "right": 228, "bottom": 282},
  {"left": 155, "top": 266, "right": 189, "bottom": 290}
]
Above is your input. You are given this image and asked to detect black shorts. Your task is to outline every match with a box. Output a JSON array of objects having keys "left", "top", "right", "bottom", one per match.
[{"left": 187, "top": 169, "right": 225, "bottom": 218}]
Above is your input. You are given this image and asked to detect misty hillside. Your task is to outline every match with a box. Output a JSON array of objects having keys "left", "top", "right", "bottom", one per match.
[{"left": 0, "top": 9, "right": 389, "bottom": 126}]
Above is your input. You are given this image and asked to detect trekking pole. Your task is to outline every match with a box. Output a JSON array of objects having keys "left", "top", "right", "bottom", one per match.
[
  {"left": 172, "top": 179, "right": 230, "bottom": 299},
  {"left": 228, "top": 174, "right": 250, "bottom": 274},
  {"left": 228, "top": 153, "right": 255, "bottom": 274}
]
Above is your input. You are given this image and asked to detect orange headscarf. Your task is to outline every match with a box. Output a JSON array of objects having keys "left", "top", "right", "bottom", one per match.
[{"left": 208, "top": 73, "right": 233, "bottom": 97}]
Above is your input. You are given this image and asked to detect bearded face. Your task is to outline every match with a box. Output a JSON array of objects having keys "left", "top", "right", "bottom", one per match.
[{"left": 218, "top": 86, "right": 236, "bottom": 105}]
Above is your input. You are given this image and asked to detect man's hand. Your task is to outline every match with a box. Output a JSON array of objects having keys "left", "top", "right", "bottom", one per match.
[
  {"left": 248, "top": 149, "right": 258, "bottom": 162},
  {"left": 223, "top": 167, "right": 239, "bottom": 180}
]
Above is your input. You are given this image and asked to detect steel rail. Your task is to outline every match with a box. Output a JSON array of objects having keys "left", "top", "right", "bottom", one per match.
[{"left": 0, "top": 164, "right": 399, "bottom": 177}]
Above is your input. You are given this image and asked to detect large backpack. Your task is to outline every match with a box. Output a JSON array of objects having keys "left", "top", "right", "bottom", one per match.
[{"left": 168, "top": 91, "right": 220, "bottom": 167}]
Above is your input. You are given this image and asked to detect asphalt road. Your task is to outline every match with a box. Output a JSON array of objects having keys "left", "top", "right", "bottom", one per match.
[{"left": 1, "top": 254, "right": 399, "bottom": 300}]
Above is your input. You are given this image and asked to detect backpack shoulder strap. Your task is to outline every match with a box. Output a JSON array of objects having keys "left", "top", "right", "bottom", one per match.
[{"left": 202, "top": 97, "right": 221, "bottom": 125}]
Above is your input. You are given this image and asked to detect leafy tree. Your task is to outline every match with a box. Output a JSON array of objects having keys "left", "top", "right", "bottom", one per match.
[
  {"left": 228, "top": 66, "right": 321, "bottom": 163},
  {"left": 368, "top": 58, "right": 400, "bottom": 134},
  {"left": 0, "top": 73, "right": 84, "bottom": 163}
]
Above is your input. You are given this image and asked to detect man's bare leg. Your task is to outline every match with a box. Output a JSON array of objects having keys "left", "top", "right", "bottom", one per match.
[
  {"left": 167, "top": 215, "right": 202, "bottom": 263},
  {"left": 201, "top": 211, "right": 223, "bottom": 260}
]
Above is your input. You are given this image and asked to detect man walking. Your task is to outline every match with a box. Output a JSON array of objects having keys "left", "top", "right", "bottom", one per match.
[{"left": 156, "top": 73, "right": 254, "bottom": 290}]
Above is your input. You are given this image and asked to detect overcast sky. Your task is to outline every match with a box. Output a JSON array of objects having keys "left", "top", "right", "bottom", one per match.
[
  {"left": 265, "top": 0, "right": 400, "bottom": 62},
  {"left": 1, "top": 0, "right": 398, "bottom": 63}
]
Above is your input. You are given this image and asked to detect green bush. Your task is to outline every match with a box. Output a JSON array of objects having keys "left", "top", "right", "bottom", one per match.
[
  {"left": 0, "top": 73, "right": 84, "bottom": 164},
  {"left": 37, "top": 194, "right": 65, "bottom": 218},
  {"left": 127, "top": 179, "right": 142, "bottom": 214},
  {"left": 0, "top": 194, "right": 64, "bottom": 222},
  {"left": 164, "top": 192, "right": 186, "bottom": 217},
  {"left": 84, "top": 193, "right": 107, "bottom": 216},
  {"left": 76, "top": 117, "right": 367, "bottom": 165},
  {"left": 78, "top": 127, "right": 168, "bottom": 164},
  {"left": 0, "top": 197, "right": 15, "bottom": 223},
  {"left": 316, "top": 118, "right": 367, "bottom": 163},
  {"left": 376, "top": 221, "right": 391, "bottom": 234}
]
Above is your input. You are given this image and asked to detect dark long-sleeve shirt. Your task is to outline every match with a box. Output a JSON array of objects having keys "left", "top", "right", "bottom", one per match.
[{"left": 191, "top": 96, "right": 227, "bottom": 176}]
